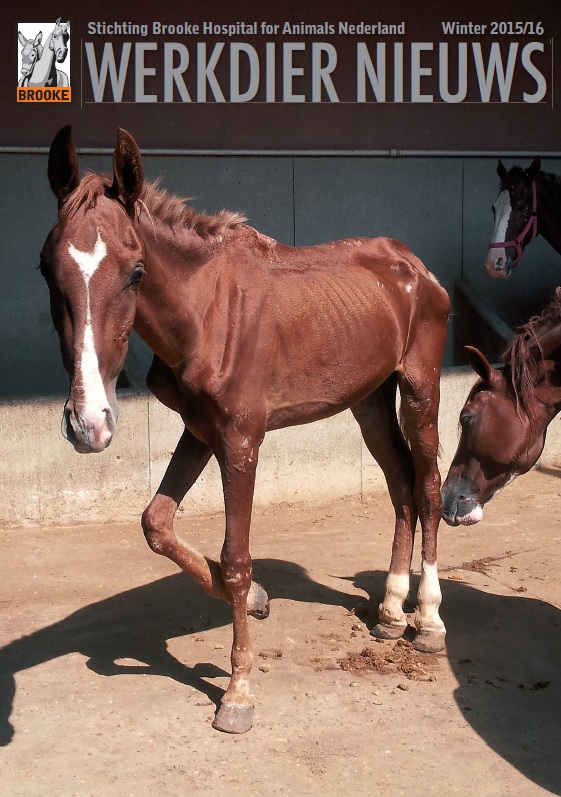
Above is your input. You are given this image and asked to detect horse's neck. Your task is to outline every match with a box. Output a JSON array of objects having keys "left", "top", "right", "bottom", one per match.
[
  {"left": 533, "top": 355, "right": 561, "bottom": 423},
  {"left": 537, "top": 173, "right": 561, "bottom": 255},
  {"left": 133, "top": 221, "right": 214, "bottom": 363},
  {"left": 28, "top": 36, "right": 56, "bottom": 85}
]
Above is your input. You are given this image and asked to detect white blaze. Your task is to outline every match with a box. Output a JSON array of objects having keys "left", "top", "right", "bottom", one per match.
[
  {"left": 67, "top": 231, "right": 110, "bottom": 419},
  {"left": 488, "top": 189, "right": 512, "bottom": 264}
]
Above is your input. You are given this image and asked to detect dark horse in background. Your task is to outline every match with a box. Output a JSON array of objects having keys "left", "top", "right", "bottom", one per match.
[
  {"left": 486, "top": 157, "right": 561, "bottom": 278},
  {"left": 441, "top": 288, "right": 561, "bottom": 526},
  {"left": 42, "top": 126, "right": 449, "bottom": 733}
]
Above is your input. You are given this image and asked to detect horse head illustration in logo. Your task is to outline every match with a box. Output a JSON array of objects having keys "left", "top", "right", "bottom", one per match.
[{"left": 18, "top": 18, "right": 70, "bottom": 87}]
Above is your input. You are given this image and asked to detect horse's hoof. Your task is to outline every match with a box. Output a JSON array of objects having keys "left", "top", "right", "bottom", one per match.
[
  {"left": 212, "top": 702, "right": 254, "bottom": 734},
  {"left": 413, "top": 629, "right": 446, "bottom": 653},
  {"left": 247, "top": 582, "right": 270, "bottom": 620},
  {"left": 371, "top": 622, "right": 406, "bottom": 641}
]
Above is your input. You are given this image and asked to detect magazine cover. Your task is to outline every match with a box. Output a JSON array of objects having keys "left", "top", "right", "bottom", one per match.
[{"left": 2, "top": 0, "right": 560, "bottom": 794}]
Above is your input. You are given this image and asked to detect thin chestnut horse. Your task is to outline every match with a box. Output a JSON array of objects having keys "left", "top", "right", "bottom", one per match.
[
  {"left": 42, "top": 126, "right": 450, "bottom": 733},
  {"left": 486, "top": 157, "right": 561, "bottom": 278},
  {"left": 441, "top": 288, "right": 561, "bottom": 526}
]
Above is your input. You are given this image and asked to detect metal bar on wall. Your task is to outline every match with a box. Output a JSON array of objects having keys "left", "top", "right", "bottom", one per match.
[{"left": 2, "top": 148, "right": 561, "bottom": 158}]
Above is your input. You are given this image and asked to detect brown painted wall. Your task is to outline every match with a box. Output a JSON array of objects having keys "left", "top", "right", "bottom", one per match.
[{"left": 7, "top": 0, "right": 560, "bottom": 152}]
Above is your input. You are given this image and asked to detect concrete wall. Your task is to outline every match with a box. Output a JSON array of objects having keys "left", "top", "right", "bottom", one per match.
[
  {"left": 5, "top": 367, "right": 557, "bottom": 529},
  {"left": 2, "top": 150, "right": 561, "bottom": 400}
]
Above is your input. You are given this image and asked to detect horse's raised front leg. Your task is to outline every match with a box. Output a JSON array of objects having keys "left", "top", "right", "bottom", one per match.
[
  {"left": 142, "top": 357, "right": 269, "bottom": 619},
  {"left": 352, "top": 376, "right": 417, "bottom": 641},
  {"left": 141, "top": 428, "right": 269, "bottom": 619},
  {"left": 399, "top": 369, "right": 446, "bottom": 653},
  {"left": 211, "top": 428, "right": 262, "bottom": 735}
]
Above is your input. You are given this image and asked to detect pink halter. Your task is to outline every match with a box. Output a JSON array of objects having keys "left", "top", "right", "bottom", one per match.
[{"left": 488, "top": 181, "right": 538, "bottom": 267}]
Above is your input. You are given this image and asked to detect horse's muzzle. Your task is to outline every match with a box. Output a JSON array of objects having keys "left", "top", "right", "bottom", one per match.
[
  {"left": 441, "top": 499, "right": 484, "bottom": 527},
  {"left": 441, "top": 481, "right": 484, "bottom": 527},
  {"left": 62, "top": 401, "right": 116, "bottom": 453},
  {"left": 485, "top": 254, "right": 515, "bottom": 278}
]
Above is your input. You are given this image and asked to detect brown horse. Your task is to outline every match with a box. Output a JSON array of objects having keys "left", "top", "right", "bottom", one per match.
[
  {"left": 486, "top": 157, "right": 561, "bottom": 278},
  {"left": 42, "top": 125, "right": 450, "bottom": 733},
  {"left": 442, "top": 288, "right": 561, "bottom": 526}
]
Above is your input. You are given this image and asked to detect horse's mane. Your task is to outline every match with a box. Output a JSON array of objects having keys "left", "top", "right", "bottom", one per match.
[
  {"left": 58, "top": 171, "right": 247, "bottom": 237},
  {"left": 500, "top": 163, "right": 561, "bottom": 199},
  {"left": 501, "top": 287, "right": 561, "bottom": 417}
]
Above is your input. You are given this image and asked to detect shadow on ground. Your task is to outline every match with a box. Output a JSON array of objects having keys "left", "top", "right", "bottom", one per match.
[
  {"left": 356, "top": 571, "right": 561, "bottom": 796},
  {"left": 0, "top": 559, "right": 353, "bottom": 749},
  {"left": 1, "top": 562, "right": 560, "bottom": 794}
]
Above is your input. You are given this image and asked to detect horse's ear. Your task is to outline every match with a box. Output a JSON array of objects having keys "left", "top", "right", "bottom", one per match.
[
  {"left": 48, "top": 125, "right": 79, "bottom": 201},
  {"left": 527, "top": 156, "right": 541, "bottom": 179},
  {"left": 465, "top": 346, "right": 500, "bottom": 384},
  {"left": 111, "top": 128, "right": 144, "bottom": 207},
  {"left": 18, "top": 32, "right": 27, "bottom": 46},
  {"left": 497, "top": 159, "right": 508, "bottom": 181}
]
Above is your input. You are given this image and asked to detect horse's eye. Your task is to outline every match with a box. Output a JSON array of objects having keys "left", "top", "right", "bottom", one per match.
[
  {"left": 129, "top": 264, "right": 145, "bottom": 287},
  {"left": 38, "top": 260, "right": 49, "bottom": 281},
  {"left": 516, "top": 203, "right": 526, "bottom": 213},
  {"left": 460, "top": 411, "right": 473, "bottom": 427}
]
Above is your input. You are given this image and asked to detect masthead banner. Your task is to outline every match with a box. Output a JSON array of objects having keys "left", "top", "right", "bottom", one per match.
[{"left": 5, "top": 0, "right": 560, "bottom": 151}]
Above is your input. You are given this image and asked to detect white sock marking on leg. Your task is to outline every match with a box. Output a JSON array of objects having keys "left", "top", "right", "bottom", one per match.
[
  {"left": 416, "top": 560, "right": 445, "bottom": 634},
  {"left": 379, "top": 571, "right": 409, "bottom": 627}
]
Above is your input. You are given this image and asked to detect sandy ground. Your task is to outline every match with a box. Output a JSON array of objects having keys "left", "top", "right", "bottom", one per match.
[{"left": 1, "top": 468, "right": 561, "bottom": 797}]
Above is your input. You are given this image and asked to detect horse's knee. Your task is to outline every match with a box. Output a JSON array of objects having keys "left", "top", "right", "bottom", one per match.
[{"left": 141, "top": 505, "right": 174, "bottom": 556}]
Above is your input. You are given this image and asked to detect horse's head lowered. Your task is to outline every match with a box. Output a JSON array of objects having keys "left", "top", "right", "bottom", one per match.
[
  {"left": 441, "top": 294, "right": 561, "bottom": 526},
  {"left": 486, "top": 157, "right": 540, "bottom": 278},
  {"left": 441, "top": 346, "right": 548, "bottom": 526},
  {"left": 41, "top": 126, "right": 145, "bottom": 453}
]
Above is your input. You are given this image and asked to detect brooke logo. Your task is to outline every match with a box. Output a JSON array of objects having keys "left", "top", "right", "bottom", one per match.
[{"left": 17, "top": 18, "right": 71, "bottom": 102}]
